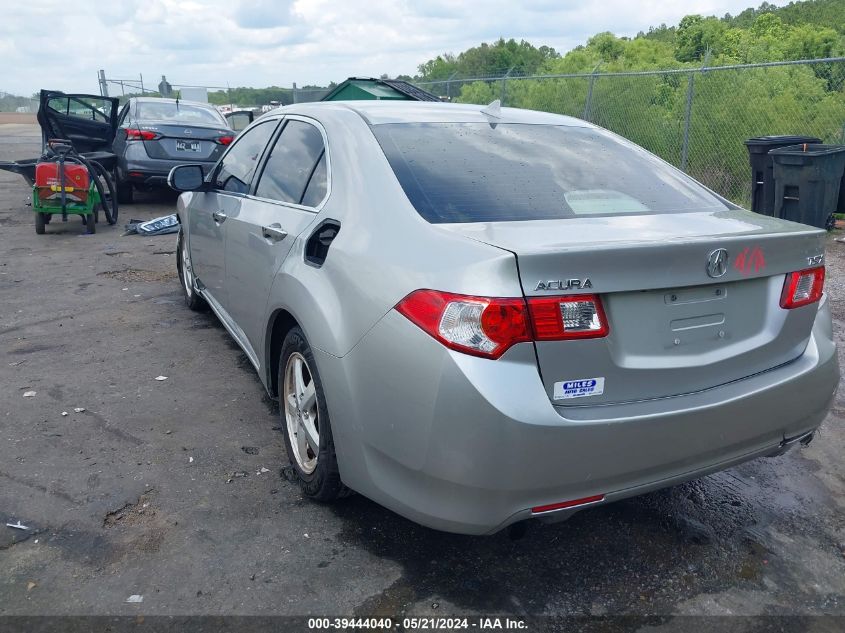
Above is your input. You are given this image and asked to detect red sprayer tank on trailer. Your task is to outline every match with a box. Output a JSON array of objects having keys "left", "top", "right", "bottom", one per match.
[{"left": 34, "top": 162, "right": 90, "bottom": 203}]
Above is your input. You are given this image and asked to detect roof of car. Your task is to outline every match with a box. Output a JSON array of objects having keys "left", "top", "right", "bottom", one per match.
[{"left": 273, "top": 100, "right": 592, "bottom": 127}]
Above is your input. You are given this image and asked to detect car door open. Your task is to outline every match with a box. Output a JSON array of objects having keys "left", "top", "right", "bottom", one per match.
[{"left": 37, "top": 90, "right": 119, "bottom": 153}]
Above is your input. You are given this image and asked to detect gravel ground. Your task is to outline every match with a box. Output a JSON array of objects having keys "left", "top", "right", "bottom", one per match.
[{"left": 0, "top": 124, "right": 843, "bottom": 626}]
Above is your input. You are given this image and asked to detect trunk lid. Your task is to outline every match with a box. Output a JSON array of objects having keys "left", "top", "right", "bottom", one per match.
[{"left": 441, "top": 210, "right": 826, "bottom": 405}]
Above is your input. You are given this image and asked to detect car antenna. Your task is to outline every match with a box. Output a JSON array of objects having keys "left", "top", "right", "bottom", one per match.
[{"left": 480, "top": 99, "right": 502, "bottom": 119}]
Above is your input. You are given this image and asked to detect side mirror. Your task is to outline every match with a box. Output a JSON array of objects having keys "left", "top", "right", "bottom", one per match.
[{"left": 168, "top": 164, "right": 206, "bottom": 192}]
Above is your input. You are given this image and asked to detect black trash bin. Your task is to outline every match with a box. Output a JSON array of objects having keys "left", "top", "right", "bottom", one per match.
[
  {"left": 744, "top": 135, "right": 821, "bottom": 216},
  {"left": 770, "top": 143, "right": 845, "bottom": 229}
]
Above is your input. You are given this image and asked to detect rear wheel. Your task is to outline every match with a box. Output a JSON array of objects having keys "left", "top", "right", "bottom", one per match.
[
  {"left": 279, "top": 327, "right": 346, "bottom": 501},
  {"left": 177, "top": 229, "right": 206, "bottom": 311},
  {"left": 84, "top": 213, "right": 96, "bottom": 234},
  {"left": 35, "top": 213, "right": 46, "bottom": 234}
]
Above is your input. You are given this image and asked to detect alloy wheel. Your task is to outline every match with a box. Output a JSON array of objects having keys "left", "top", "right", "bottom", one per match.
[{"left": 283, "top": 352, "right": 320, "bottom": 474}]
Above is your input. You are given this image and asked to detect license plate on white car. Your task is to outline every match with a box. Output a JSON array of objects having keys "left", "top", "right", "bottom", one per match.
[{"left": 176, "top": 140, "right": 200, "bottom": 152}]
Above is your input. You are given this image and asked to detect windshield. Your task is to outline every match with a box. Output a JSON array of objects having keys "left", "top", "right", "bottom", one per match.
[
  {"left": 372, "top": 123, "right": 729, "bottom": 223},
  {"left": 137, "top": 101, "right": 226, "bottom": 126}
]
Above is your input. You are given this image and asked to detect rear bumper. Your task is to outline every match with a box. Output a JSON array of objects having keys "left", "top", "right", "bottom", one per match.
[
  {"left": 118, "top": 145, "right": 215, "bottom": 187},
  {"left": 317, "top": 296, "right": 839, "bottom": 535}
]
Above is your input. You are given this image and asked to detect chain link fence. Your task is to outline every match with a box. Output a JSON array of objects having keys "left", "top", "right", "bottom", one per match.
[
  {"left": 0, "top": 91, "right": 38, "bottom": 113},
  {"left": 415, "top": 58, "right": 845, "bottom": 208}
]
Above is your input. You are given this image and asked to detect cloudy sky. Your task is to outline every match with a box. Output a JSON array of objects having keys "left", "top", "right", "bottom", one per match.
[{"left": 3, "top": 0, "right": 768, "bottom": 97}]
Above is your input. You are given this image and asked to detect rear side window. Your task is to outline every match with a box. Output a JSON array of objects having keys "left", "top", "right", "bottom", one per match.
[
  {"left": 255, "top": 120, "right": 326, "bottom": 206},
  {"left": 215, "top": 120, "right": 277, "bottom": 194},
  {"left": 372, "top": 123, "right": 728, "bottom": 223},
  {"left": 300, "top": 154, "right": 327, "bottom": 208}
]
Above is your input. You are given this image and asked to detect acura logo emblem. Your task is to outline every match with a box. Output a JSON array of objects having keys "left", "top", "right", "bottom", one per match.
[{"left": 706, "top": 248, "right": 729, "bottom": 278}]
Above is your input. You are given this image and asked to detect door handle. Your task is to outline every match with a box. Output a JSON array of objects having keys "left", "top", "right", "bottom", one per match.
[
  {"left": 262, "top": 223, "right": 288, "bottom": 242},
  {"left": 212, "top": 211, "right": 227, "bottom": 223}
]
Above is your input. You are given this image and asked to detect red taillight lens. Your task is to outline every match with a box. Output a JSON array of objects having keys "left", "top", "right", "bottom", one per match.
[
  {"left": 528, "top": 295, "right": 609, "bottom": 340},
  {"left": 395, "top": 290, "right": 609, "bottom": 359},
  {"left": 126, "top": 129, "right": 158, "bottom": 141},
  {"left": 395, "top": 290, "right": 531, "bottom": 359},
  {"left": 780, "top": 266, "right": 825, "bottom": 309},
  {"left": 217, "top": 135, "right": 234, "bottom": 145}
]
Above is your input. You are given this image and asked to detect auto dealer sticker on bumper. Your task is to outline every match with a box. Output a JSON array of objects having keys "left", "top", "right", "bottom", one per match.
[{"left": 554, "top": 377, "right": 605, "bottom": 400}]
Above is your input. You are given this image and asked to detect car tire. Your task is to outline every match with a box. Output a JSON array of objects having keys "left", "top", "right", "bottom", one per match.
[
  {"left": 35, "top": 213, "right": 46, "bottom": 235},
  {"left": 176, "top": 229, "right": 207, "bottom": 311},
  {"left": 115, "top": 175, "right": 134, "bottom": 204},
  {"left": 279, "top": 327, "right": 347, "bottom": 501}
]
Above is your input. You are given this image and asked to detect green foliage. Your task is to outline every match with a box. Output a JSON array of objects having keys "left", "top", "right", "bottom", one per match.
[
  {"left": 0, "top": 92, "right": 35, "bottom": 112},
  {"left": 418, "top": 38, "right": 559, "bottom": 80},
  {"left": 441, "top": 0, "right": 845, "bottom": 206},
  {"left": 675, "top": 15, "right": 727, "bottom": 62}
]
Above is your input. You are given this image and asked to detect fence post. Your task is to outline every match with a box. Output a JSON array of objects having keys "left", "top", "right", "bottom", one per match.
[
  {"left": 680, "top": 72, "right": 695, "bottom": 172},
  {"left": 582, "top": 63, "right": 602, "bottom": 122},
  {"left": 98, "top": 70, "right": 109, "bottom": 97},
  {"left": 501, "top": 67, "right": 514, "bottom": 106},
  {"left": 583, "top": 73, "right": 596, "bottom": 121},
  {"left": 446, "top": 71, "right": 458, "bottom": 102}
]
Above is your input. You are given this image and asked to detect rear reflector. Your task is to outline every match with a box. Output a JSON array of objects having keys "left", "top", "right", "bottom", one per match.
[
  {"left": 780, "top": 266, "right": 824, "bottom": 309},
  {"left": 532, "top": 494, "right": 605, "bottom": 514},
  {"left": 395, "top": 290, "right": 609, "bottom": 359}
]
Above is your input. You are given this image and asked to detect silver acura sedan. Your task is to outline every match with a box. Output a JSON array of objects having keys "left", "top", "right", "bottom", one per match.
[{"left": 168, "top": 101, "right": 839, "bottom": 535}]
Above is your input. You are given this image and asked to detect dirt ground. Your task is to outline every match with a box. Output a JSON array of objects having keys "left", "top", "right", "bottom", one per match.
[
  {"left": 0, "top": 113, "right": 37, "bottom": 125},
  {"left": 0, "top": 123, "right": 843, "bottom": 626}
]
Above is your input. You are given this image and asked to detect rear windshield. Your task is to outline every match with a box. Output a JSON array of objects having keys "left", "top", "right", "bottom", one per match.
[
  {"left": 372, "top": 123, "right": 729, "bottom": 223},
  {"left": 137, "top": 102, "right": 226, "bottom": 126}
]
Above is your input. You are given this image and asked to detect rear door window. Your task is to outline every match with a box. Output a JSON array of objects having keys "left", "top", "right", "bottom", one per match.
[
  {"left": 372, "top": 123, "right": 729, "bottom": 223},
  {"left": 254, "top": 120, "right": 326, "bottom": 206},
  {"left": 214, "top": 120, "right": 277, "bottom": 194},
  {"left": 47, "top": 96, "right": 112, "bottom": 122}
]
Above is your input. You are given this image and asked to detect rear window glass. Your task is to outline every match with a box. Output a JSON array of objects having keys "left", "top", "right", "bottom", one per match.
[
  {"left": 138, "top": 102, "right": 225, "bottom": 126},
  {"left": 372, "top": 123, "right": 728, "bottom": 223}
]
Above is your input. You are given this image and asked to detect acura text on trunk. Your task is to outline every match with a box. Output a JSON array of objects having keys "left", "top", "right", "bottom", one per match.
[{"left": 169, "top": 101, "right": 839, "bottom": 535}]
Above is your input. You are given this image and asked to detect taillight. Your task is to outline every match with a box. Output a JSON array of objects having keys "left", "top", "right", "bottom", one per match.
[
  {"left": 126, "top": 129, "right": 159, "bottom": 141},
  {"left": 217, "top": 135, "right": 234, "bottom": 145},
  {"left": 395, "top": 290, "right": 530, "bottom": 359},
  {"left": 780, "top": 266, "right": 825, "bottom": 309},
  {"left": 527, "top": 295, "right": 609, "bottom": 340},
  {"left": 395, "top": 290, "right": 609, "bottom": 359}
]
